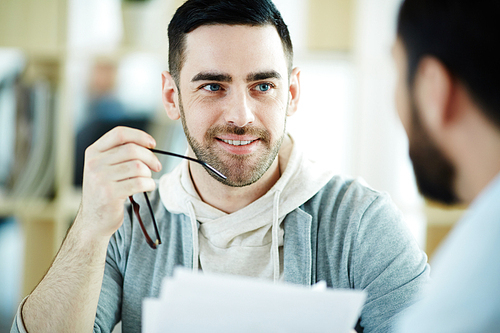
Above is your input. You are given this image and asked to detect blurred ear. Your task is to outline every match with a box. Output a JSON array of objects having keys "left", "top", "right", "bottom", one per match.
[
  {"left": 161, "top": 71, "right": 181, "bottom": 120},
  {"left": 414, "top": 57, "right": 454, "bottom": 133},
  {"left": 286, "top": 67, "right": 301, "bottom": 117}
]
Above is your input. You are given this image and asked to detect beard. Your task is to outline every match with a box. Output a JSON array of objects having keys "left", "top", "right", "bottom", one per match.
[
  {"left": 408, "top": 98, "right": 460, "bottom": 205},
  {"left": 177, "top": 97, "right": 285, "bottom": 187}
]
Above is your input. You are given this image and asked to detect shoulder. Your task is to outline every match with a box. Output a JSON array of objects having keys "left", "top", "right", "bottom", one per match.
[
  {"left": 311, "top": 175, "right": 382, "bottom": 202},
  {"left": 302, "top": 175, "right": 419, "bottom": 264},
  {"left": 303, "top": 175, "right": 395, "bottom": 221}
]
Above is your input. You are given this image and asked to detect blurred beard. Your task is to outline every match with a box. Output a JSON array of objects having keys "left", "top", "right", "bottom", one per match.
[
  {"left": 408, "top": 98, "right": 460, "bottom": 205},
  {"left": 178, "top": 97, "right": 285, "bottom": 187}
]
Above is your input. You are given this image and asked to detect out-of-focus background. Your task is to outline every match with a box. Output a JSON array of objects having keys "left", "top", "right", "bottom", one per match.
[{"left": 0, "top": 0, "right": 465, "bottom": 330}]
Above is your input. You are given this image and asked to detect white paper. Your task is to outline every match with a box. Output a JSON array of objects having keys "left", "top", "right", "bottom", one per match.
[{"left": 143, "top": 268, "right": 366, "bottom": 333}]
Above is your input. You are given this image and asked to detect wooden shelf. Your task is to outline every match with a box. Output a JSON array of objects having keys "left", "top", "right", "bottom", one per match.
[
  {"left": 0, "top": 192, "right": 81, "bottom": 220},
  {"left": 0, "top": 196, "right": 54, "bottom": 218},
  {"left": 0, "top": 0, "right": 177, "bottom": 298}
]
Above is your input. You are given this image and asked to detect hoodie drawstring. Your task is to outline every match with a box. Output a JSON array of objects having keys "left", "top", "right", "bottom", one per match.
[
  {"left": 272, "top": 190, "right": 281, "bottom": 282},
  {"left": 187, "top": 201, "right": 199, "bottom": 271}
]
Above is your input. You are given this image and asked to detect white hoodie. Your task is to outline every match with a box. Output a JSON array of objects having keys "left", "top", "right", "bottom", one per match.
[{"left": 158, "top": 135, "right": 335, "bottom": 282}]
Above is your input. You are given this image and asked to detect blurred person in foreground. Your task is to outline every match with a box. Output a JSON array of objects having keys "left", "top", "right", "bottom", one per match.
[
  {"left": 392, "top": 0, "right": 500, "bottom": 331},
  {"left": 12, "top": 1, "right": 429, "bottom": 332}
]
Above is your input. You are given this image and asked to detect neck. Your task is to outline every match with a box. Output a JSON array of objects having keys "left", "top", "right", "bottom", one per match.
[
  {"left": 188, "top": 136, "right": 290, "bottom": 213},
  {"left": 454, "top": 148, "right": 500, "bottom": 205},
  {"left": 451, "top": 110, "right": 500, "bottom": 205}
]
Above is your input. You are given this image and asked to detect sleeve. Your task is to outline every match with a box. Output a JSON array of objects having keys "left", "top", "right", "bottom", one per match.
[
  {"left": 92, "top": 242, "right": 123, "bottom": 332},
  {"left": 352, "top": 193, "right": 430, "bottom": 333},
  {"left": 93, "top": 206, "right": 134, "bottom": 332},
  {"left": 10, "top": 297, "right": 28, "bottom": 333}
]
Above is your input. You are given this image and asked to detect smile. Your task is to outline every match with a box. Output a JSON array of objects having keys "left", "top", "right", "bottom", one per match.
[{"left": 220, "top": 139, "right": 256, "bottom": 146}]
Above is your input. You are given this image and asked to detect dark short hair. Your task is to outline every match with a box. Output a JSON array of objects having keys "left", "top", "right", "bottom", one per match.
[
  {"left": 397, "top": 0, "right": 500, "bottom": 128},
  {"left": 168, "top": 0, "right": 293, "bottom": 85}
]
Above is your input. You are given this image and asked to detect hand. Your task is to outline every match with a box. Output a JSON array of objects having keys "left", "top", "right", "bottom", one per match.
[{"left": 76, "top": 126, "right": 162, "bottom": 239}]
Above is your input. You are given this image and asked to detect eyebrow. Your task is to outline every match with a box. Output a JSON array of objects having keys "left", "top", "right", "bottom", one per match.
[
  {"left": 191, "top": 72, "right": 232, "bottom": 83},
  {"left": 190, "top": 70, "right": 283, "bottom": 83},
  {"left": 247, "top": 71, "right": 282, "bottom": 82}
]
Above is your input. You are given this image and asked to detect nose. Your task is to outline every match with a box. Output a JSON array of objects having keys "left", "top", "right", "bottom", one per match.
[{"left": 223, "top": 87, "right": 255, "bottom": 127}]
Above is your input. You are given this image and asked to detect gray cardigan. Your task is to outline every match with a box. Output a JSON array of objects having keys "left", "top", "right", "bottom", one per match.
[{"left": 12, "top": 176, "right": 429, "bottom": 333}]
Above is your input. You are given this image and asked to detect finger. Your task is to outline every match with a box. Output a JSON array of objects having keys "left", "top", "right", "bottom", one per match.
[
  {"left": 91, "top": 126, "right": 156, "bottom": 153},
  {"left": 107, "top": 160, "right": 153, "bottom": 182},
  {"left": 102, "top": 143, "right": 162, "bottom": 173},
  {"left": 116, "top": 176, "right": 156, "bottom": 198}
]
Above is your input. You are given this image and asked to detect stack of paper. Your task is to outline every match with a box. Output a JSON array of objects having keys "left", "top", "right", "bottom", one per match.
[{"left": 143, "top": 268, "right": 366, "bottom": 333}]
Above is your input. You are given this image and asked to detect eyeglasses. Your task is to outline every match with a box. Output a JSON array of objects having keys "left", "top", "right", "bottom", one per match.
[{"left": 129, "top": 148, "right": 227, "bottom": 249}]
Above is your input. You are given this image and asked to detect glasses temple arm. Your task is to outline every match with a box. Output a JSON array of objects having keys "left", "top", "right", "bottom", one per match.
[
  {"left": 143, "top": 192, "right": 161, "bottom": 245},
  {"left": 149, "top": 148, "right": 226, "bottom": 180}
]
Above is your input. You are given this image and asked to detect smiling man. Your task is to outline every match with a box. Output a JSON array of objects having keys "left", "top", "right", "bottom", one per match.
[{"left": 12, "top": 1, "right": 428, "bottom": 332}]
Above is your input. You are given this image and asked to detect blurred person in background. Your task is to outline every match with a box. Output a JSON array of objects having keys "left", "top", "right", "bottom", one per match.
[
  {"left": 392, "top": 0, "right": 500, "bottom": 331},
  {"left": 73, "top": 60, "right": 150, "bottom": 186},
  {"left": 12, "top": 1, "right": 429, "bottom": 332}
]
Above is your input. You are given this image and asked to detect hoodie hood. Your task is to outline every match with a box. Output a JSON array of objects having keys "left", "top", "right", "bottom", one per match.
[{"left": 159, "top": 134, "right": 335, "bottom": 281}]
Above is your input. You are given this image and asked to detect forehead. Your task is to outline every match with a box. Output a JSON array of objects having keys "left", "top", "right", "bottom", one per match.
[{"left": 181, "top": 24, "right": 288, "bottom": 80}]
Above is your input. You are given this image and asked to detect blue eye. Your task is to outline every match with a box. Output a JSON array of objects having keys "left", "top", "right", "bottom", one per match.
[
  {"left": 256, "top": 83, "right": 271, "bottom": 92},
  {"left": 202, "top": 84, "right": 221, "bottom": 92}
]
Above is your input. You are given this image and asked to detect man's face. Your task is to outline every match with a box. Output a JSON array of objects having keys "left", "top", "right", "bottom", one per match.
[
  {"left": 393, "top": 39, "right": 459, "bottom": 205},
  {"left": 175, "top": 25, "right": 292, "bottom": 187}
]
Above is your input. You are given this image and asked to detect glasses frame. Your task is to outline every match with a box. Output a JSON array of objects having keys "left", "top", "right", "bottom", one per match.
[{"left": 129, "top": 148, "right": 226, "bottom": 249}]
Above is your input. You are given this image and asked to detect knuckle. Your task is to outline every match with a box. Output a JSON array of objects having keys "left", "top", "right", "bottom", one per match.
[
  {"left": 139, "top": 177, "right": 155, "bottom": 190},
  {"left": 113, "top": 126, "right": 127, "bottom": 145},
  {"left": 124, "top": 143, "right": 138, "bottom": 156},
  {"left": 123, "top": 177, "right": 154, "bottom": 197},
  {"left": 145, "top": 178, "right": 156, "bottom": 191},
  {"left": 84, "top": 159, "right": 100, "bottom": 178},
  {"left": 144, "top": 167, "right": 153, "bottom": 178},
  {"left": 130, "top": 178, "right": 144, "bottom": 192},
  {"left": 134, "top": 160, "right": 144, "bottom": 172},
  {"left": 86, "top": 156, "right": 97, "bottom": 170}
]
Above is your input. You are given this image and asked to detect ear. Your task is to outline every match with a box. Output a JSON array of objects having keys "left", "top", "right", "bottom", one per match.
[
  {"left": 413, "top": 57, "right": 454, "bottom": 133},
  {"left": 286, "top": 67, "right": 301, "bottom": 117},
  {"left": 161, "top": 71, "right": 181, "bottom": 120}
]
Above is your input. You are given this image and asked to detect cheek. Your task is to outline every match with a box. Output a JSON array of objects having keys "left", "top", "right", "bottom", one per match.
[
  {"left": 184, "top": 97, "right": 220, "bottom": 129},
  {"left": 255, "top": 97, "right": 288, "bottom": 132}
]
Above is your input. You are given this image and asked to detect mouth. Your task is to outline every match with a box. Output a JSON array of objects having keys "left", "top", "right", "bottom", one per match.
[
  {"left": 219, "top": 138, "right": 258, "bottom": 146},
  {"left": 215, "top": 136, "right": 260, "bottom": 155}
]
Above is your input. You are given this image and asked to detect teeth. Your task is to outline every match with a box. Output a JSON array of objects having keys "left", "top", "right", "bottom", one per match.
[{"left": 221, "top": 139, "right": 254, "bottom": 146}]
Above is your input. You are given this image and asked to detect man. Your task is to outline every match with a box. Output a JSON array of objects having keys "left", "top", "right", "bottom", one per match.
[
  {"left": 12, "top": 1, "right": 428, "bottom": 332},
  {"left": 392, "top": 1, "right": 500, "bottom": 331}
]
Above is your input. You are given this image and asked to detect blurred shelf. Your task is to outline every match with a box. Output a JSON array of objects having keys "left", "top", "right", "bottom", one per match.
[
  {"left": 0, "top": 196, "right": 53, "bottom": 218},
  {"left": 424, "top": 200, "right": 467, "bottom": 226},
  {"left": 0, "top": 191, "right": 81, "bottom": 221},
  {"left": 0, "top": 0, "right": 176, "bottom": 297},
  {"left": 59, "top": 187, "right": 82, "bottom": 217}
]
